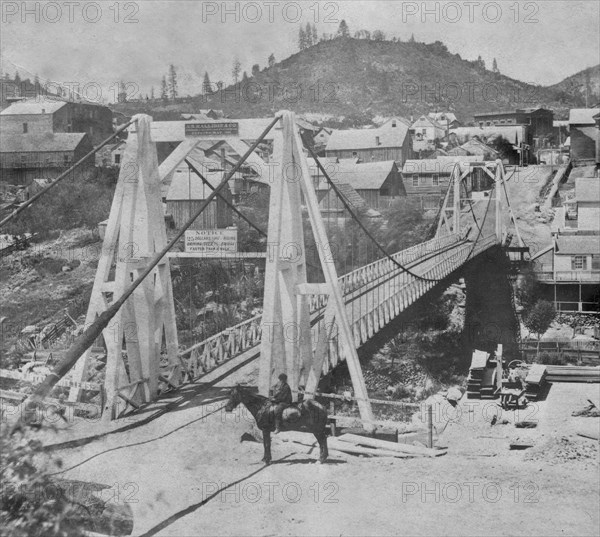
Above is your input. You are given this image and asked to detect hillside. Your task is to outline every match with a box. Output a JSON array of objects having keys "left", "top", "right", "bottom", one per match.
[
  {"left": 548, "top": 64, "right": 600, "bottom": 107},
  {"left": 113, "top": 38, "right": 585, "bottom": 125}
]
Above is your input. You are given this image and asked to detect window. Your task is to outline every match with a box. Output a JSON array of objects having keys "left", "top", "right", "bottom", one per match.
[
  {"left": 412, "top": 174, "right": 419, "bottom": 187},
  {"left": 432, "top": 174, "right": 439, "bottom": 186},
  {"left": 22, "top": 122, "right": 28, "bottom": 133},
  {"left": 114, "top": 153, "right": 121, "bottom": 165},
  {"left": 64, "top": 154, "right": 70, "bottom": 165},
  {"left": 375, "top": 136, "right": 380, "bottom": 146},
  {"left": 592, "top": 255, "right": 600, "bottom": 270},
  {"left": 571, "top": 256, "right": 587, "bottom": 270},
  {"left": 392, "top": 121, "right": 397, "bottom": 128}
]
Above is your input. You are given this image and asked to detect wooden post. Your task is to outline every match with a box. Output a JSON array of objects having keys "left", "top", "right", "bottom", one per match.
[
  {"left": 496, "top": 343, "right": 503, "bottom": 392},
  {"left": 427, "top": 405, "right": 433, "bottom": 448},
  {"left": 495, "top": 160, "right": 503, "bottom": 242}
]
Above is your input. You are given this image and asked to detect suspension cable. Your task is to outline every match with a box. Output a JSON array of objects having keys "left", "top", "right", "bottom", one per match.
[
  {"left": 304, "top": 145, "right": 446, "bottom": 283},
  {"left": 185, "top": 159, "right": 267, "bottom": 238},
  {"left": 0, "top": 118, "right": 136, "bottom": 227}
]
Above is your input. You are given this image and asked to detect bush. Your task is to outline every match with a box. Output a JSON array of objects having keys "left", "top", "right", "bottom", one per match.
[
  {"left": 5, "top": 168, "right": 116, "bottom": 238},
  {"left": 0, "top": 427, "right": 84, "bottom": 536},
  {"left": 389, "top": 383, "right": 413, "bottom": 400}
]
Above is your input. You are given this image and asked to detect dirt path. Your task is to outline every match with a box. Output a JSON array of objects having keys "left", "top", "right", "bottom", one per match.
[{"left": 48, "top": 371, "right": 599, "bottom": 537}]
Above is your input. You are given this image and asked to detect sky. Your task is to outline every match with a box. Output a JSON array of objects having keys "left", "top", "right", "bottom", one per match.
[{"left": 1, "top": 0, "right": 599, "bottom": 102}]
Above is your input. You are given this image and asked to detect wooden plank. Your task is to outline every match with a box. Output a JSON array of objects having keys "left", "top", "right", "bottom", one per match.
[
  {"left": 296, "top": 283, "right": 330, "bottom": 296},
  {"left": 0, "top": 369, "right": 101, "bottom": 392},
  {"left": 337, "top": 433, "right": 446, "bottom": 457},
  {"left": 328, "top": 438, "right": 415, "bottom": 458}
]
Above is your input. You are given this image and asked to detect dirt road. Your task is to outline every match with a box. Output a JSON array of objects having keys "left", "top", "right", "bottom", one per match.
[{"left": 48, "top": 370, "right": 599, "bottom": 537}]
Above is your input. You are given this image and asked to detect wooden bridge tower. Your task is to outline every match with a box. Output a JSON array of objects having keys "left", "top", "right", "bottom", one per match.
[
  {"left": 68, "top": 115, "right": 180, "bottom": 419},
  {"left": 258, "top": 112, "right": 375, "bottom": 431}
]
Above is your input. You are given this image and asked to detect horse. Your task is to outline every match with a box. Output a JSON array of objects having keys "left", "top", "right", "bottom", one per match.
[{"left": 224, "top": 385, "right": 329, "bottom": 464}]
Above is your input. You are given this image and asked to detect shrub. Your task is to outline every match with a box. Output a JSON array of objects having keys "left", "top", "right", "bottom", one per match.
[{"left": 0, "top": 427, "right": 84, "bottom": 536}]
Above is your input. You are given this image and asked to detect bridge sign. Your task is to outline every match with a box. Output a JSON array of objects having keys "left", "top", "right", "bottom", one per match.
[
  {"left": 184, "top": 228, "right": 238, "bottom": 255},
  {"left": 184, "top": 122, "right": 239, "bottom": 137}
]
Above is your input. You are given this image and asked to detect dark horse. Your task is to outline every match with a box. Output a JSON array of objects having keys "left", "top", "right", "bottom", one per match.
[{"left": 224, "top": 385, "right": 329, "bottom": 464}]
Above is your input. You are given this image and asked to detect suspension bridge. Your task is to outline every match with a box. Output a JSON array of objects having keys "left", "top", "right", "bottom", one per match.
[{"left": 1, "top": 112, "right": 525, "bottom": 431}]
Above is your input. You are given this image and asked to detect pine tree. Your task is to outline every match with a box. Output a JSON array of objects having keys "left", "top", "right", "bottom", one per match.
[
  {"left": 14, "top": 71, "right": 21, "bottom": 85},
  {"left": 168, "top": 64, "right": 178, "bottom": 100},
  {"left": 305, "top": 22, "right": 313, "bottom": 46},
  {"left": 203, "top": 72, "right": 212, "bottom": 94},
  {"left": 268, "top": 53, "right": 276, "bottom": 68},
  {"left": 160, "top": 75, "right": 168, "bottom": 101},
  {"left": 150, "top": 86, "right": 155, "bottom": 100},
  {"left": 492, "top": 58, "right": 499, "bottom": 73},
  {"left": 312, "top": 24, "right": 318, "bottom": 45},
  {"left": 336, "top": 20, "right": 350, "bottom": 38},
  {"left": 409, "top": 34, "right": 415, "bottom": 43},
  {"left": 242, "top": 71, "right": 249, "bottom": 84},
  {"left": 252, "top": 64, "right": 260, "bottom": 77},
  {"left": 232, "top": 58, "right": 241, "bottom": 85},
  {"left": 298, "top": 26, "right": 307, "bottom": 50}
]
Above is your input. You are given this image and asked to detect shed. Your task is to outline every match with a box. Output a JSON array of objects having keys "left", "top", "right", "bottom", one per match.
[{"left": 165, "top": 160, "right": 233, "bottom": 230}]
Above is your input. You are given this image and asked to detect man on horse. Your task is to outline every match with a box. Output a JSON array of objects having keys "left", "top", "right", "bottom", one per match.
[{"left": 271, "top": 373, "right": 293, "bottom": 434}]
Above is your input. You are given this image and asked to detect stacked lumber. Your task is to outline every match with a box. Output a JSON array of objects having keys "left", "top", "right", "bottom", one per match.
[
  {"left": 335, "top": 434, "right": 446, "bottom": 458},
  {"left": 276, "top": 431, "right": 447, "bottom": 459},
  {"left": 545, "top": 366, "right": 600, "bottom": 383},
  {"left": 524, "top": 364, "right": 547, "bottom": 400},
  {"left": 467, "top": 350, "right": 489, "bottom": 399},
  {"left": 480, "top": 368, "right": 497, "bottom": 399}
]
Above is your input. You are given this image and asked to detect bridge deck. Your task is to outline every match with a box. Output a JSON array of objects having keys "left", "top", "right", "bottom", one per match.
[{"left": 180, "top": 233, "right": 498, "bottom": 380}]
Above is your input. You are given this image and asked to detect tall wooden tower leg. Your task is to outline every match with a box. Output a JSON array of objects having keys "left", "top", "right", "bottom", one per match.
[
  {"left": 259, "top": 111, "right": 375, "bottom": 432},
  {"left": 68, "top": 115, "right": 179, "bottom": 419}
]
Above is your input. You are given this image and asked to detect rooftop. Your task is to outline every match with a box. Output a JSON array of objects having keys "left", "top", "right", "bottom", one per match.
[
  {"left": 450, "top": 125, "right": 527, "bottom": 145},
  {"left": 325, "top": 122, "right": 410, "bottom": 151},
  {"left": 556, "top": 234, "right": 600, "bottom": 255},
  {"left": 331, "top": 160, "right": 399, "bottom": 190},
  {"left": 402, "top": 156, "right": 480, "bottom": 175},
  {"left": 0, "top": 132, "right": 88, "bottom": 152},
  {"left": 0, "top": 99, "right": 67, "bottom": 115},
  {"left": 473, "top": 108, "right": 550, "bottom": 118},
  {"left": 568, "top": 108, "right": 600, "bottom": 125}
]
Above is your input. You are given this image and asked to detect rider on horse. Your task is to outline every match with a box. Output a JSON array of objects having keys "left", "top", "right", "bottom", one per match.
[{"left": 271, "top": 373, "right": 293, "bottom": 434}]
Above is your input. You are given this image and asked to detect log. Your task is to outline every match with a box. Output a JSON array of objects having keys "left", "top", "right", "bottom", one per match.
[
  {"left": 337, "top": 433, "right": 446, "bottom": 457},
  {"left": 577, "top": 426, "right": 600, "bottom": 441},
  {"left": 328, "top": 438, "right": 414, "bottom": 458}
]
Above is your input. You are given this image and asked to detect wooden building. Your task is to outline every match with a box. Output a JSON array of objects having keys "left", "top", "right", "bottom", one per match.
[
  {"left": 325, "top": 118, "right": 411, "bottom": 165},
  {"left": 410, "top": 115, "right": 447, "bottom": 153},
  {"left": 401, "top": 157, "right": 478, "bottom": 209},
  {"left": 0, "top": 98, "right": 113, "bottom": 145},
  {"left": 473, "top": 108, "right": 554, "bottom": 150},
  {"left": 568, "top": 108, "right": 600, "bottom": 163},
  {"left": 315, "top": 160, "right": 405, "bottom": 210},
  {"left": 165, "top": 161, "right": 233, "bottom": 230},
  {"left": 0, "top": 132, "right": 94, "bottom": 184}
]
